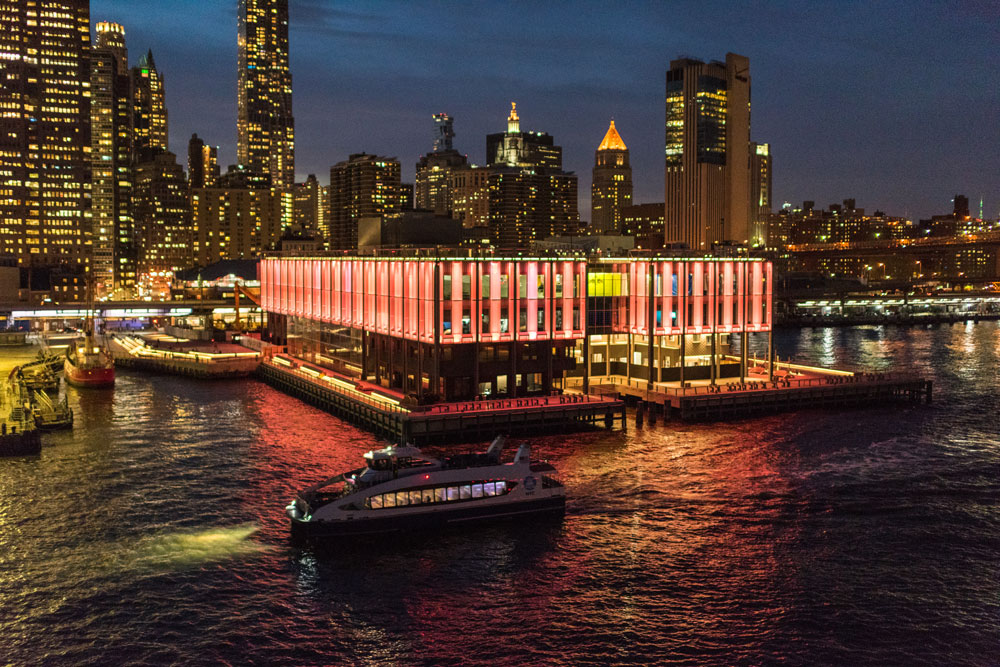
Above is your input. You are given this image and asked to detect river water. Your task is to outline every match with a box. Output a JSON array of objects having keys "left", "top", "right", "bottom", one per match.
[{"left": 1, "top": 324, "right": 998, "bottom": 665}]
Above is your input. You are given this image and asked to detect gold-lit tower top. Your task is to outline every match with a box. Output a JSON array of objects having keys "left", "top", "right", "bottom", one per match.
[
  {"left": 507, "top": 102, "right": 520, "bottom": 133},
  {"left": 597, "top": 119, "right": 627, "bottom": 151}
]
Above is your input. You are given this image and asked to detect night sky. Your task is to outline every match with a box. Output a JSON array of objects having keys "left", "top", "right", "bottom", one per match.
[{"left": 92, "top": 0, "right": 999, "bottom": 223}]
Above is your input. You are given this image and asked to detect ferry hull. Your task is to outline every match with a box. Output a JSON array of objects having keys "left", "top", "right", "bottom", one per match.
[
  {"left": 63, "top": 360, "right": 115, "bottom": 388},
  {"left": 290, "top": 494, "right": 565, "bottom": 542}
]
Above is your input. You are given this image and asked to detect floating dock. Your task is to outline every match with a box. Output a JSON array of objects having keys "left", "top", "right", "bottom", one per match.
[{"left": 259, "top": 355, "right": 626, "bottom": 445}]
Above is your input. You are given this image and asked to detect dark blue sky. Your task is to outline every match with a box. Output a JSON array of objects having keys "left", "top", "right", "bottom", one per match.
[{"left": 93, "top": 0, "right": 1000, "bottom": 222}]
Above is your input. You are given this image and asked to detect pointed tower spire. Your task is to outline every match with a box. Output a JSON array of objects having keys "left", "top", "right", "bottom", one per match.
[
  {"left": 597, "top": 119, "right": 627, "bottom": 151},
  {"left": 507, "top": 102, "right": 520, "bottom": 133}
]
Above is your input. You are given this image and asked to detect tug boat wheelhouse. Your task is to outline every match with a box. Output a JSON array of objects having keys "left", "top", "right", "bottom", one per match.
[
  {"left": 64, "top": 334, "right": 115, "bottom": 388},
  {"left": 286, "top": 436, "right": 565, "bottom": 540}
]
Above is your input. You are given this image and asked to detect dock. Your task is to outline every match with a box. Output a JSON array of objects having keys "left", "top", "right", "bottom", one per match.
[
  {"left": 584, "top": 361, "right": 931, "bottom": 422},
  {"left": 109, "top": 333, "right": 261, "bottom": 379},
  {"left": 259, "top": 355, "right": 626, "bottom": 445}
]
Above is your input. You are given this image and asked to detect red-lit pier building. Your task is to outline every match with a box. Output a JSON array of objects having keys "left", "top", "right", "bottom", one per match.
[{"left": 260, "top": 253, "right": 773, "bottom": 403}]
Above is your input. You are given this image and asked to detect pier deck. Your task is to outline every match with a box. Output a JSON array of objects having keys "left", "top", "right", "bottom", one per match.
[
  {"left": 259, "top": 355, "right": 626, "bottom": 445},
  {"left": 109, "top": 333, "right": 260, "bottom": 379}
]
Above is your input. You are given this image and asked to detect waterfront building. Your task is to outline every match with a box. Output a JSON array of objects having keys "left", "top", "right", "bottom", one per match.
[
  {"left": 449, "top": 165, "right": 491, "bottom": 229},
  {"left": 260, "top": 253, "right": 772, "bottom": 402},
  {"left": 133, "top": 151, "right": 191, "bottom": 297},
  {"left": 328, "top": 154, "right": 403, "bottom": 250},
  {"left": 91, "top": 21, "right": 135, "bottom": 298},
  {"left": 191, "top": 185, "right": 288, "bottom": 267},
  {"left": 131, "top": 50, "right": 167, "bottom": 161},
  {"left": 187, "top": 134, "right": 220, "bottom": 189},
  {"left": 485, "top": 104, "right": 580, "bottom": 247},
  {"left": 664, "top": 54, "right": 751, "bottom": 249},
  {"left": 751, "top": 142, "right": 772, "bottom": 247},
  {"left": 591, "top": 120, "right": 632, "bottom": 234},
  {"left": 238, "top": 0, "right": 294, "bottom": 190},
  {"left": 0, "top": 0, "right": 92, "bottom": 289}
]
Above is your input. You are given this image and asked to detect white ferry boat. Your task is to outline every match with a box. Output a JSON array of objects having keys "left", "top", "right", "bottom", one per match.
[{"left": 285, "top": 436, "right": 565, "bottom": 540}]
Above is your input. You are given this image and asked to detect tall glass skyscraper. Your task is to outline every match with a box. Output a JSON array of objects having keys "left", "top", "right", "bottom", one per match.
[{"left": 238, "top": 0, "right": 294, "bottom": 190}]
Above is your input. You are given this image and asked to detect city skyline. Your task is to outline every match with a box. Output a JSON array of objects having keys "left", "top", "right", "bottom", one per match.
[{"left": 89, "top": 1, "right": 1000, "bottom": 223}]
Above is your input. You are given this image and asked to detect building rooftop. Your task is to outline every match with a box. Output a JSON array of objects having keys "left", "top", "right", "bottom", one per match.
[{"left": 597, "top": 120, "right": 627, "bottom": 151}]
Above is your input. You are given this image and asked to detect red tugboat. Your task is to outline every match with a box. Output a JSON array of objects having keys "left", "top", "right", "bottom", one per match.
[{"left": 63, "top": 316, "right": 115, "bottom": 388}]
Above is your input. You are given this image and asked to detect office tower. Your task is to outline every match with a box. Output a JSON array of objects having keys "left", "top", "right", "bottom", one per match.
[
  {"left": 449, "top": 165, "right": 491, "bottom": 229},
  {"left": 238, "top": 0, "right": 294, "bottom": 189},
  {"left": 750, "top": 142, "right": 771, "bottom": 247},
  {"left": 620, "top": 203, "right": 666, "bottom": 249},
  {"left": 192, "top": 185, "right": 287, "bottom": 266},
  {"left": 91, "top": 21, "right": 135, "bottom": 297},
  {"left": 293, "top": 174, "right": 323, "bottom": 238},
  {"left": 591, "top": 119, "right": 632, "bottom": 234},
  {"left": 328, "top": 154, "right": 402, "bottom": 250},
  {"left": 187, "top": 134, "right": 219, "bottom": 189},
  {"left": 664, "top": 53, "right": 751, "bottom": 249},
  {"left": 486, "top": 103, "right": 580, "bottom": 247},
  {"left": 0, "top": 0, "right": 92, "bottom": 279},
  {"left": 131, "top": 50, "right": 167, "bottom": 161},
  {"left": 415, "top": 114, "right": 468, "bottom": 215},
  {"left": 953, "top": 194, "right": 970, "bottom": 219},
  {"left": 133, "top": 151, "right": 191, "bottom": 295}
]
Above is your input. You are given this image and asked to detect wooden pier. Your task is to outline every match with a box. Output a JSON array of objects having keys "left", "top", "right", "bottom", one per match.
[
  {"left": 593, "top": 372, "right": 932, "bottom": 422},
  {"left": 259, "top": 357, "right": 626, "bottom": 445}
]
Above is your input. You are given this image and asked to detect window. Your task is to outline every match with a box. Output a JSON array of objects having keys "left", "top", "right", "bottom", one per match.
[
  {"left": 434, "top": 487, "right": 446, "bottom": 503},
  {"left": 519, "top": 275, "right": 527, "bottom": 298},
  {"left": 519, "top": 308, "right": 527, "bottom": 332},
  {"left": 446, "top": 486, "right": 459, "bottom": 501},
  {"left": 384, "top": 493, "right": 396, "bottom": 508},
  {"left": 396, "top": 492, "right": 409, "bottom": 507},
  {"left": 462, "top": 275, "right": 471, "bottom": 299},
  {"left": 484, "top": 482, "right": 496, "bottom": 496},
  {"left": 460, "top": 485, "right": 472, "bottom": 500},
  {"left": 481, "top": 274, "right": 490, "bottom": 298},
  {"left": 555, "top": 274, "right": 563, "bottom": 297},
  {"left": 370, "top": 494, "right": 383, "bottom": 508},
  {"left": 422, "top": 488, "right": 434, "bottom": 504},
  {"left": 409, "top": 490, "right": 422, "bottom": 505},
  {"left": 537, "top": 273, "right": 545, "bottom": 298},
  {"left": 472, "top": 483, "right": 484, "bottom": 498},
  {"left": 443, "top": 274, "right": 451, "bottom": 300},
  {"left": 500, "top": 275, "right": 509, "bottom": 298},
  {"left": 495, "top": 481, "right": 507, "bottom": 494}
]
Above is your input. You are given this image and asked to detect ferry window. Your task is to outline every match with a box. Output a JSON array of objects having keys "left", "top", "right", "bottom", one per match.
[
  {"left": 409, "top": 490, "right": 422, "bottom": 505},
  {"left": 483, "top": 482, "right": 496, "bottom": 496},
  {"left": 422, "top": 489, "right": 434, "bottom": 504},
  {"left": 472, "top": 483, "right": 484, "bottom": 498},
  {"left": 434, "top": 487, "right": 446, "bottom": 503},
  {"left": 396, "top": 492, "right": 409, "bottom": 507},
  {"left": 460, "top": 485, "right": 472, "bottom": 500},
  {"left": 384, "top": 493, "right": 396, "bottom": 508},
  {"left": 446, "top": 486, "right": 459, "bottom": 501},
  {"left": 370, "top": 495, "right": 383, "bottom": 509},
  {"left": 495, "top": 481, "right": 507, "bottom": 494}
]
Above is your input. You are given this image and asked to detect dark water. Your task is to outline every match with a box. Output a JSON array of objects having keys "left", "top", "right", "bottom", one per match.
[{"left": 2, "top": 323, "right": 999, "bottom": 666}]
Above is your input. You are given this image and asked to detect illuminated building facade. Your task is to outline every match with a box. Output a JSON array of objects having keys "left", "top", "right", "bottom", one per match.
[
  {"left": 91, "top": 21, "right": 134, "bottom": 297},
  {"left": 261, "top": 253, "right": 773, "bottom": 400},
  {"left": 750, "top": 142, "right": 771, "bottom": 247},
  {"left": 486, "top": 104, "right": 580, "bottom": 247},
  {"left": 328, "top": 154, "right": 403, "bottom": 251},
  {"left": 187, "top": 133, "right": 219, "bottom": 189},
  {"left": 0, "top": 0, "right": 92, "bottom": 278},
  {"left": 664, "top": 54, "right": 751, "bottom": 249},
  {"left": 591, "top": 120, "right": 632, "bottom": 234},
  {"left": 133, "top": 151, "right": 191, "bottom": 297},
  {"left": 131, "top": 50, "right": 167, "bottom": 160},
  {"left": 449, "top": 165, "right": 491, "bottom": 229},
  {"left": 192, "top": 185, "right": 289, "bottom": 267},
  {"left": 293, "top": 174, "right": 322, "bottom": 238},
  {"left": 238, "top": 0, "right": 294, "bottom": 190},
  {"left": 620, "top": 203, "right": 666, "bottom": 249},
  {"left": 415, "top": 148, "right": 468, "bottom": 216}
]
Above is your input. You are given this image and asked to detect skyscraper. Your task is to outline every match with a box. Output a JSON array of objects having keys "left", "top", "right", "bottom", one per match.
[
  {"left": 329, "top": 154, "right": 402, "bottom": 250},
  {"left": 238, "top": 0, "right": 294, "bottom": 189},
  {"left": 293, "top": 174, "right": 322, "bottom": 238},
  {"left": 591, "top": 120, "right": 632, "bottom": 234},
  {"left": 131, "top": 50, "right": 167, "bottom": 161},
  {"left": 91, "top": 21, "right": 135, "bottom": 297},
  {"left": 750, "top": 142, "right": 772, "bottom": 247},
  {"left": 486, "top": 103, "right": 579, "bottom": 247},
  {"left": 187, "top": 133, "right": 220, "bottom": 189},
  {"left": 415, "top": 114, "right": 468, "bottom": 215},
  {"left": 0, "top": 0, "right": 92, "bottom": 280},
  {"left": 134, "top": 151, "right": 191, "bottom": 296},
  {"left": 664, "top": 53, "right": 751, "bottom": 249}
]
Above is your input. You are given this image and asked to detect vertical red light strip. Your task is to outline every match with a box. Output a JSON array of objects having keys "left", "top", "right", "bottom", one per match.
[
  {"left": 691, "top": 261, "right": 703, "bottom": 332},
  {"left": 489, "top": 261, "right": 500, "bottom": 341},
  {"left": 765, "top": 261, "right": 773, "bottom": 330},
  {"left": 752, "top": 262, "right": 763, "bottom": 330},
  {"left": 723, "top": 261, "right": 733, "bottom": 332}
]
